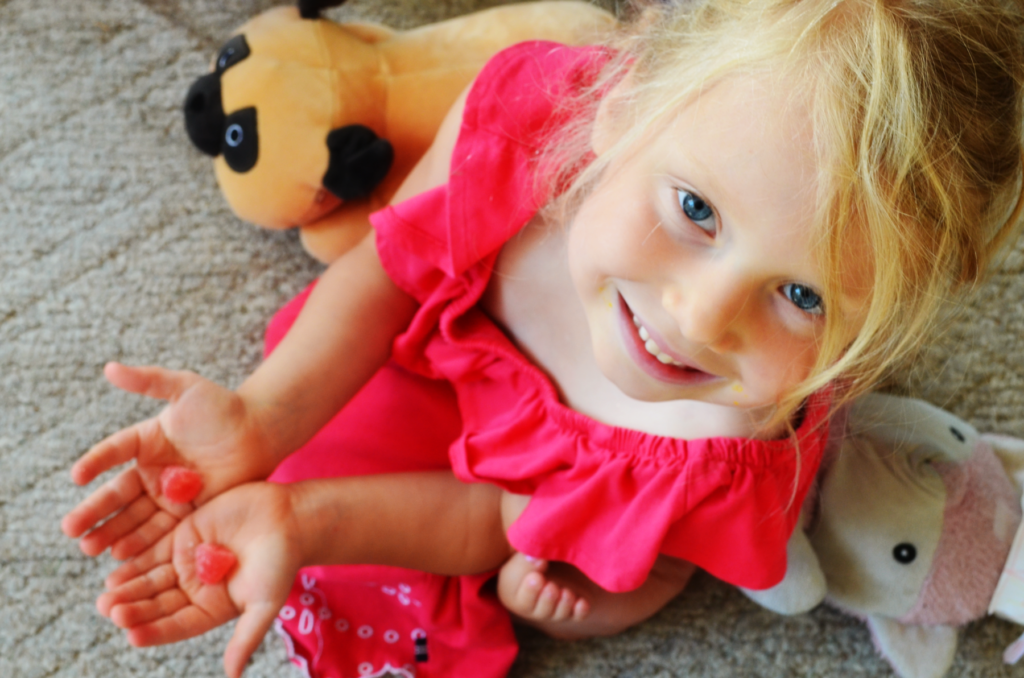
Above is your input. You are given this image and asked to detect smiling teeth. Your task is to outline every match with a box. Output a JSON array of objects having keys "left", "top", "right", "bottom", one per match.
[{"left": 632, "top": 315, "right": 684, "bottom": 366}]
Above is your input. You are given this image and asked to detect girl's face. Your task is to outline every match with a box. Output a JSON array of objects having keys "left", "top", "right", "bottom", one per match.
[{"left": 569, "top": 74, "right": 868, "bottom": 410}]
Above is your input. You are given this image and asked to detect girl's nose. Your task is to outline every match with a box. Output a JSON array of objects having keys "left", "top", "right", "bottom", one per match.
[{"left": 662, "top": 272, "right": 749, "bottom": 352}]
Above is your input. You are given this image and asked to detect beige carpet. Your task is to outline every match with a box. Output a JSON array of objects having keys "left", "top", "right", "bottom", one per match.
[{"left": 3, "top": 1, "right": 1024, "bottom": 676}]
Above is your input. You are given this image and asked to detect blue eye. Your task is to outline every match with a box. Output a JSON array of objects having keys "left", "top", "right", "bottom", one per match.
[
  {"left": 677, "top": 190, "right": 715, "bottom": 233},
  {"left": 782, "top": 283, "right": 824, "bottom": 316}
]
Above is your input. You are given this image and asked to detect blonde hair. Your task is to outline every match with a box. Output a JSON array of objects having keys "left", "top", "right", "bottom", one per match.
[{"left": 541, "top": 0, "right": 1024, "bottom": 425}]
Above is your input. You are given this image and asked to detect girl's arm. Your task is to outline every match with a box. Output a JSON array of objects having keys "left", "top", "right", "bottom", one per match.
[
  {"left": 98, "top": 474, "right": 511, "bottom": 678},
  {"left": 288, "top": 472, "right": 511, "bottom": 575},
  {"left": 63, "top": 85, "right": 472, "bottom": 558},
  {"left": 234, "top": 231, "right": 418, "bottom": 461},
  {"left": 232, "top": 81, "right": 470, "bottom": 464}
]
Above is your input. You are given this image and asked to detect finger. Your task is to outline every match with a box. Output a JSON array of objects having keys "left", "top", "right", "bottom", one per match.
[
  {"left": 105, "top": 533, "right": 174, "bottom": 590},
  {"left": 62, "top": 467, "right": 146, "bottom": 540},
  {"left": 105, "top": 362, "right": 201, "bottom": 402},
  {"left": 109, "top": 588, "right": 190, "bottom": 629},
  {"left": 223, "top": 602, "right": 281, "bottom": 678},
  {"left": 79, "top": 494, "right": 157, "bottom": 557},
  {"left": 124, "top": 605, "right": 220, "bottom": 647},
  {"left": 69, "top": 420, "right": 156, "bottom": 486},
  {"left": 98, "top": 562, "right": 178, "bottom": 616},
  {"left": 110, "top": 509, "right": 180, "bottom": 561}
]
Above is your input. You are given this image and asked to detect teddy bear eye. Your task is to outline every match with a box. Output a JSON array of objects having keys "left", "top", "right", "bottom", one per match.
[
  {"left": 221, "top": 107, "right": 258, "bottom": 173},
  {"left": 225, "top": 124, "right": 244, "bottom": 148},
  {"left": 893, "top": 543, "right": 917, "bottom": 564},
  {"left": 215, "top": 35, "right": 250, "bottom": 73}
]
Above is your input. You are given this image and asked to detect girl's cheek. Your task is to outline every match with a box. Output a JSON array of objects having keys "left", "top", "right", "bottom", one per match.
[
  {"left": 749, "top": 338, "right": 820, "bottom": 397},
  {"left": 779, "top": 341, "right": 822, "bottom": 389}
]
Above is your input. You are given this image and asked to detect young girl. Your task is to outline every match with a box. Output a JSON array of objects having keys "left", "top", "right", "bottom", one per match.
[{"left": 62, "top": 1, "right": 1024, "bottom": 676}]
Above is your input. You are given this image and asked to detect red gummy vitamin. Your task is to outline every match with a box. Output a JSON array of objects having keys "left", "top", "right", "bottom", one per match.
[
  {"left": 160, "top": 466, "right": 203, "bottom": 504},
  {"left": 195, "top": 543, "right": 237, "bottom": 585}
]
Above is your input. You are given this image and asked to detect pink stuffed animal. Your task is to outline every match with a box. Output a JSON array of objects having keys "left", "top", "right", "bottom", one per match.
[{"left": 742, "top": 393, "right": 1024, "bottom": 678}]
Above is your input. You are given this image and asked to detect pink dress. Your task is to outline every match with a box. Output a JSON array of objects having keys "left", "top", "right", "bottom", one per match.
[{"left": 269, "top": 41, "right": 831, "bottom": 678}]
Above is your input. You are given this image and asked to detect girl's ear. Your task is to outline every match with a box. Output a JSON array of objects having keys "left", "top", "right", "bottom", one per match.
[{"left": 591, "top": 71, "right": 634, "bottom": 156}]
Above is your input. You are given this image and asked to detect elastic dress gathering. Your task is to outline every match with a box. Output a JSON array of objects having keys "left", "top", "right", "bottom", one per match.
[{"left": 268, "top": 41, "right": 832, "bottom": 678}]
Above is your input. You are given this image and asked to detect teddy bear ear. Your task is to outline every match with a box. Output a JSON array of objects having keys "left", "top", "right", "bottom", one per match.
[
  {"left": 321, "top": 125, "right": 394, "bottom": 201},
  {"left": 297, "top": 0, "right": 348, "bottom": 20},
  {"left": 865, "top": 615, "right": 958, "bottom": 678}
]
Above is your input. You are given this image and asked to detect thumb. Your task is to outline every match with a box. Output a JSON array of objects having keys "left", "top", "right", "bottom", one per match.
[
  {"left": 223, "top": 601, "right": 281, "bottom": 678},
  {"left": 104, "top": 362, "right": 203, "bottom": 402}
]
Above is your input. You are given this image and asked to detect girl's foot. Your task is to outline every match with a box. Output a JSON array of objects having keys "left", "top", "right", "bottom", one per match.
[
  {"left": 498, "top": 552, "right": 590, "bottom": 624},
  {"left": 498, "top": 553, "right": 696, "bottom": 640}
]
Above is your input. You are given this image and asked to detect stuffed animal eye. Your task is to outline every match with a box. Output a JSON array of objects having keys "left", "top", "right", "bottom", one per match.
[
  {"left": 893, "top": 543, "right": 917, "bottom": 564},
  {"left": 221, "top": 107, "right": 258, "bottom": 173},
  {"left": 225, "top": 124, "right": 244, "bottom": 148},
  {"left": 215, "top": 35, "right": 250, "bottom": 73}
]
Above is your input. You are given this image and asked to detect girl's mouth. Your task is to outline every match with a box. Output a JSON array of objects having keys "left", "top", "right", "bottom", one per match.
[
  {"left": 632, "top": 314, "right": 687, "bottom": 366},
  {"left": 616, "top": 295, "right": 721, "bottom": 386}
]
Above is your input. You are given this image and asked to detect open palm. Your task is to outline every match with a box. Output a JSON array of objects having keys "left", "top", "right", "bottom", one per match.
[
  {"left": 98, "top": 482, "right": 301, "bottom": 678},
  {"left": 62, "top": 363, "right": 278, "bottom": 559}
]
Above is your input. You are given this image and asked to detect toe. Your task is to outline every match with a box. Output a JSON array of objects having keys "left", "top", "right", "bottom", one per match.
[
  {"left": 524, "top": 556, "right": 549, "bottom": 572},
  {"left": 572, "top": 596, "right": 591, "bottom": 621},
  {"left": 533, "top": 582, "right": 560, "bottom": 619},
  {"left": 551, "top": 589, "right": 577, "bottom": 622},
  {"left": 515, "top": 572, "right": 545, "bottom": 615}
]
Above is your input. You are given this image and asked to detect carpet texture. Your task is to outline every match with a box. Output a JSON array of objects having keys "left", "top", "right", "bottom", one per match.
[{"left": 3, "top": 1, "right": 1024, "bottom": 677}]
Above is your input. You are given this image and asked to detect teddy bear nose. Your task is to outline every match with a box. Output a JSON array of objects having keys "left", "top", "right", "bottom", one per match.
[{"left": 183, "top": 72, "right": 226, "bottom": 157}]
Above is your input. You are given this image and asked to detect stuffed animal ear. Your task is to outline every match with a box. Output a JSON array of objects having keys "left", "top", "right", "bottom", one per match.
[
  {"left": 740, "top": 527, "right": 826, "bottom": 615},
  {"left": 983, "top": 433, "right": 1024, "bottom": 493},
  {"left": 849, "top": 393, "right": 978, "bottom": 466},
  {"left": 321, "top": 125, "right": 394, "bottom": 201},
  {"left": 865, "top": 615, "right": 958, "bottom": 678},
  {"left": 184, "top": 73, "right": 225, "bottom": 157},
  {"left": 297, "top": 0, "right": 348, "bottom": 20}
]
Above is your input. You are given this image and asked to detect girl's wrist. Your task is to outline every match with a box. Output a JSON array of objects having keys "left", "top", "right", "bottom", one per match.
[
  {"left": 234, "top": 384, "right": 296, "bottom": 473},
  {"left": 284, "top": 479, "right": 350, "bottom": 569}
]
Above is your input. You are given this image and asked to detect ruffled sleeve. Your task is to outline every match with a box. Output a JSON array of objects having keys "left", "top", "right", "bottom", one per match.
[
  {"left": 501, "top": 392, "right": 832, "bottom": 592},
  {"left": 371, "top": 41, "right": 605, "bottom": 279},
  {"left": 371, "top": 41, "right": 609, "bottom": 376}
]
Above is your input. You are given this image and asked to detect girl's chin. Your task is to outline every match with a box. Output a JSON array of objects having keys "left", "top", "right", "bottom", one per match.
[{"left": 600, "top": 360, "right": 724, "bottom": 403}]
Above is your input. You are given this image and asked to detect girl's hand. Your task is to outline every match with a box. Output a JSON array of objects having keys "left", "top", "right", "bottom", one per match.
[
  {"left": 97, "top": 482, "right": 300, "bottom": 678},
  {"left": 62, "top": 363, "right": 279, "bottom": 560}
]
